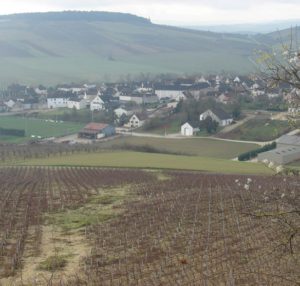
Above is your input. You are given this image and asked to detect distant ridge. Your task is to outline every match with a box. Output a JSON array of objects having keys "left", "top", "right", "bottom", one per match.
[
  {"left": 186, "top": 19, "right": 300, "bottom": 35},
  {"left": 0, "top": 11, "right": 151, "bottom": 25}
]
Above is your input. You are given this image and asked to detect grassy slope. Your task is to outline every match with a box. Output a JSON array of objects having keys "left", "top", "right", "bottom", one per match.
[
  {"left": 15, "top": 151, "right": 273, "bottom": 175},
  {"left": 100, "top": 136, "right": 260, "bottom": 159},
  {"left": 0, "top": 13, "right": 260, "bottom": 85},
  {"left": 287, "top": 160, "right": 300, "bottom": 170},
  {"left": 0, "top": 116, "right": 84, "bottom": 142},
  {"left": 219, "top": 119, "right": 292, "bottom": 142}
]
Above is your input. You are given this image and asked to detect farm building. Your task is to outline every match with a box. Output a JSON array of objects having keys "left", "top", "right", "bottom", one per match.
[
  {"left": 78, "top": 122, "right": 115, "bottom": 139},
  {"left": 200, "top": 108, "right": 233, "bottom": 127},
  {"left": 181, "top": 122, "right": 199, "bottom": 136},
  {"left": 258, "top": 135, "right": 300, "bottom": 165}
]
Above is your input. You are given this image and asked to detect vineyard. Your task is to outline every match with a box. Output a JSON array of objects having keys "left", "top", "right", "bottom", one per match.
[
  {"left": 0, "top": 167, "right": 299, "bottom": 285},
  {"left": 0, "top": 143, "right": 104, "bottom": 163}
]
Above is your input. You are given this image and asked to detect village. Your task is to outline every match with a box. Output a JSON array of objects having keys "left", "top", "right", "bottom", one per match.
[{"left": 0, "top": 74, "right": 300, "bottom": 168}]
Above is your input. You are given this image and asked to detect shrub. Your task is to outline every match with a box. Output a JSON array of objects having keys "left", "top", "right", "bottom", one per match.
[
  {"left": 238, "top": 142, "right": 277, "bottom": 161},
  {"left": 38, "top": 255, "right": 68, "bottom": 271},
  {"left": 0, "top": 127, "right": 25, "bottom": 137}
]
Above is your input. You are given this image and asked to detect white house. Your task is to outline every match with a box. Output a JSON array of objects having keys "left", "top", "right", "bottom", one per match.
[
  {"left": 181, "top": 122, "right": 197, "bottom": 136},
  {"left": 4, "top": 99, "right": 15, "bottom": 109},
  {"left": 126, "top": 114, "right": 147, "bottom": 128},
  {"left": 47, "top": 97, "right": 69, "bottom": 109},
  {"left": 251, "top": 90, "right": 265, "bottom": 97},
  {"left": 35, "top": 87, "right": 48, "bottom": 96},
  {"left": 90, "top": 95, "right": 105, "bottom": 111},
  {"left": 83, "top": 90, "right": 102, "bottom": 104},
  {"left": 200, "top": 108, "right": 233, "bottom": 127},
  {"left": 67, "top": 98, "right": 87, "bottom": 110},
  {"left": 234, "top": 76, "right": 241, "bottom": 84}
]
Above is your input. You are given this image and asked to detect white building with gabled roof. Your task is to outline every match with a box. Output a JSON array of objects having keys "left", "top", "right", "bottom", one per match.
[
  {"left": 181, "top": 122, "right": 198, "bottom": 137},
  {"left": 90, "top": 95, "right": 105, "bottom": 111}
]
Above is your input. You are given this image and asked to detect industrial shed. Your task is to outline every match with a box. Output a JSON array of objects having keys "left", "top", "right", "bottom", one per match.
[
  {"left": 257, "top": 146, "right": 300, "bottom": 165},
  {"left": 277, "top": 135, "right": 300, "bottom": 148},
  {"left": 78, "top": 123, "right": 115, "bottom": 140},
  {"left": 258, "top": 135, "right": 300, "bottom": 165}
]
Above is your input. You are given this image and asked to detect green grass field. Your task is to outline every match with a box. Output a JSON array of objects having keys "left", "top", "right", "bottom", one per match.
[
  {"left": 219, "top": 119, "right": 293, "bottom": 142},
  {"left": 100, "top": 136, "right": 260, "bottom": 159},
  {"left": 0, "top": 116, "right": 84, "bottom": 142},
  {"left": 15, "top": 151, "right": 273, "bottom": 175}
]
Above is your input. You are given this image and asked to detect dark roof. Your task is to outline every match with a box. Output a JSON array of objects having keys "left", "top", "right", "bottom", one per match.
[
  {"left": 189, "top": 83, "right": 210, "bottom": 90},
  {"left": 86, "top": 88, "right": 99, "bottom": 96},
  {"left": 262, "top": 146, "right": 300, "bottom": 156},
  {"left": 154, "top": 84, "right": 189, "bottom": 91},
  {"left": 210, "top": 108, "right": 232, "bottom": 120},
  {"left": 69, "top": 97, "right": 83, "bottom": 102},
  {"left": 277, "top": 135, "right": 300, "bottom": 146},
  {"left": 132, "top": 113, "right": 148, "bottom": 121},
  {"left": 185, "top": 121, "right": 199, "bottom": 128},
  {"left": 47, "top": 94, "right": 70, "bottom": 99}
]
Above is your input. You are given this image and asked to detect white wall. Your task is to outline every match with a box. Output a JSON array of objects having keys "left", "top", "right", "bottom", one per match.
[
  {"left": 90, "top": 96, "right": 104, "bottom": 111},
  {"left": 67, "top": 100, "right": 86, "bottom": 110},
  {"left": 155, "top": 90, "right": 185, "bottom": 101},
  {"left": 47, "top": 98, "right": 68, "bottom": 109},
  {"left": 181, "top": 124, "right": 194, "bottom": 136},
  {"left": 119, "top": 95, "right": 143, "bottom": 104}
]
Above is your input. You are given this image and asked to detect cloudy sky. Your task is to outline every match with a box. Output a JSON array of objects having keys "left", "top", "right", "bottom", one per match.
[{"left": 1, "top": 0, "right": 300, "bottom": 25}]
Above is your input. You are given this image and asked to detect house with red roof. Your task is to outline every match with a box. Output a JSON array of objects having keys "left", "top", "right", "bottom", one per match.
[{"left": 78, "top": 122, "right": 115, "bottom": 139}]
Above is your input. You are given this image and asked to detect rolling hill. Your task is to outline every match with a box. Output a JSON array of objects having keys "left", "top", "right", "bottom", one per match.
[{"left": 0, "top": 11, "right": 268, "bottom": 85}]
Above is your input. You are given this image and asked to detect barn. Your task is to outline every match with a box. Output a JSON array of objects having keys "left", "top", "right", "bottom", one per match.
[{"left": 78, "top": 123, "right": 115, "bottom": 139}]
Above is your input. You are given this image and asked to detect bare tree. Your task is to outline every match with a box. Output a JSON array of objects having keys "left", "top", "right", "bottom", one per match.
[{"left": 257, "top": 27, "right": 300, "bottom": 105}]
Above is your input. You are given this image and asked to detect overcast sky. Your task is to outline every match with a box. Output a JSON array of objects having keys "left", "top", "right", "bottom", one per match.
[{"left": 1, "top": 0, "right": 300, "bottom": 25}]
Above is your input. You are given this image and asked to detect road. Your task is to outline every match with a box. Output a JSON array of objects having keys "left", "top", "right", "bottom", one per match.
[
  {"left": 120, "top": 128, "right": 300, "bottom": 146},
  {"left": 219, "top": 114, "right": 255, "bottom": 134},
  {"left": 122, "top": 131, "right": 267, "bottom": 146}
]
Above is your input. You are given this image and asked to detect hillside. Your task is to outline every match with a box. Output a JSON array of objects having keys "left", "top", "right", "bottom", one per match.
[
  {"left": 255, "top": 26, "right": 300, "bottom": 47},
  {"left": 0, "top": 11, "right": 264, "bottom": 85},
  {"left": 186, "top": 19, "right": 300, "bottom": 34}
]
